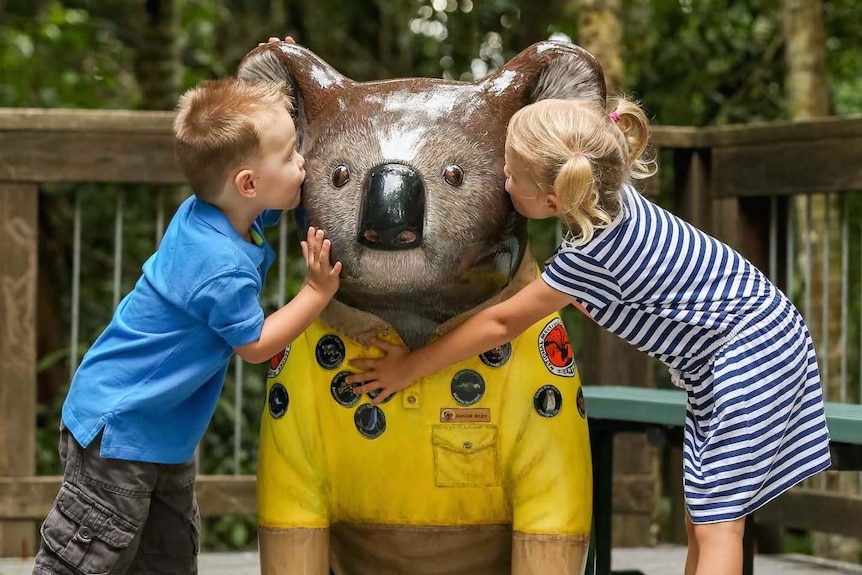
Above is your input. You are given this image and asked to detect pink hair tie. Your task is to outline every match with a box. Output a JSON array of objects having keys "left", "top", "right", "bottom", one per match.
[
  {"left": 572, "top": 151, "right": 583, "bottom": 158},
  {"left": 609, "top": 112, "right": 620, "bottom": 123}
]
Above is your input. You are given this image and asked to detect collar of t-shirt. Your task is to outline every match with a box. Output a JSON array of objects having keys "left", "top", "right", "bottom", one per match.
[{"left": 190, "top": 198, "right": 268, "bottom": 270}]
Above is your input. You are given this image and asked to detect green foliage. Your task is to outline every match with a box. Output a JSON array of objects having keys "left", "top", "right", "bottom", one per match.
[
  {"left": 624, "top": 0, "right": 786, "bottom": 125},
  {"left": 0, "top": 1, "right": 138, "bottom": 107},
  {"left": 824, "top": 0, "right": 862, "bottom": 114}
]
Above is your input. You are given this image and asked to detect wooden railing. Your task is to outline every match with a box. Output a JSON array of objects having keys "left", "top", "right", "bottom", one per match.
[{"left": 1, "top": 108, "right": 861, "bottom": 557}]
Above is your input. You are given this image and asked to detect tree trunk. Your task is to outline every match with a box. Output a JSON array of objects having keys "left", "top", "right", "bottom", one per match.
[
  {"left": 573, "top": 0, "right": 623, "bottom": 95},
  {"left": 781, "top": 0, "right": 857, "bottom": 562},
  {"left": 782, "top": 0, "right": 829, "bottom": 119},
  {"left": 131, "top": 0, "right": 180, "bottom": 111},
  {"left": 515, "top": 0, "right": 556, "bottom": 46}
]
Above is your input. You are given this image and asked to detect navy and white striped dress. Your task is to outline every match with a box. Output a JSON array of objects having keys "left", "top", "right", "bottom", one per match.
[{"left": 542, "top": 185, "right": 832, "bottom": 524}]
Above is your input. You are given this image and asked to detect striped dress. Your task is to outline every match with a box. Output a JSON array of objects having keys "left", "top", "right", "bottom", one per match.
[{"left": 542, "top": 185, "right": 832, "bottom": 523}]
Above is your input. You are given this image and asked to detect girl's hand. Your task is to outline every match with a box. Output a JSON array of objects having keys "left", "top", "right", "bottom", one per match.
[
  {"left": 347, "top": 339, "right": 415, "bottom": 405},
  {"left": 302, "top": 226, "right": 342, "bottom": 299},
  {"left": 258, "top": 36, "right": 296, "bottom": 47}
]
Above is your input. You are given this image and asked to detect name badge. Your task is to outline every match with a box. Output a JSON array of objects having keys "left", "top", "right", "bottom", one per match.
[{"left": 440, "top": 407, "right": 491, "bottom": 423}]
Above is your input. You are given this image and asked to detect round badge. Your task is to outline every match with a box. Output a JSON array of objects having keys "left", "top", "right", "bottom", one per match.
[
  {"left": 576, "top": 387, "right": 587, "bottom": 419},
  {"left": 367, "top": 388, "right": 395, "bottom": 404},
  {"left": 354, "top": 404, "right": 386, "bottom": 439},
  {"left": 268, "top": 345, "right": 291, "bottom": 379},
  {"left": 534, "top": 384, "right": 562, "bottom": 418},
  {"left": 268, "top": 384, "right": 289, "bottom": 419},
  {"left": 450, "top": 369, "right": 485, "bottom": 406},
  {"left": 538, "top": 318, "right": 576, "bottom": 377},
  {"left": 479, "top": 343, "right": 512, "bottom": 368},
  {"left": 441, "top": 408, "right": 456, "bottom": 422},
  {"left": 315, "top": 334, "right": 346, "bottom": 370},
  {"left": 330, "top": 371, "right": 360, "bottom": 408}
]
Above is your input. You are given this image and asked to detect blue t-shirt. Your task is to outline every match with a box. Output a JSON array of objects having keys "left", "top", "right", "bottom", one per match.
[{"left": 62, "top": 196, "right": 280, "bottom": 463}]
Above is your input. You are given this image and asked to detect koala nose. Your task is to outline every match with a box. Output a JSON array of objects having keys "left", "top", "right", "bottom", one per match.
[{"left": 358, "top": 163, "right": 425, "bottom": 250}]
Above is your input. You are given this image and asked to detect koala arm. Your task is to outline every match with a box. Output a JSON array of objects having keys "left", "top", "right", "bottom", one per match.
[
  {"left": 502, "top": 317, "right": 593, "bottom": 575},
  {"left": 258, "top": 335, "right": 332, "bottom": 575},
  {"left": 257, "top": 410, "right": 331, "bottom": 575}
]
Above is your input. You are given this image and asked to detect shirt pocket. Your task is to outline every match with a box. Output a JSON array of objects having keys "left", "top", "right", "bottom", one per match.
[
  {"left": 432, "top": 424, "right": 499, "bottom": 487},
  {"left": 39, "top": 482, "right": 137, "bottom": 575}
]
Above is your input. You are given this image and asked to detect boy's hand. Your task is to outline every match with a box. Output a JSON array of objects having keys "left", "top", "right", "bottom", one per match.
[
  {"left": 258, "top": 36, "right": 296, "bottom": 47},
  {"left": 302, "top": 226, "right": 342, "bottom": 299},
  {"left": 346, "top": 339, "right": 415, "bottom": 405}
]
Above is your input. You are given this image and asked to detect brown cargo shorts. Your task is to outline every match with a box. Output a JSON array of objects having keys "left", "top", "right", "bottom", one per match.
[{"left": 32, "top": 421, "right": 200, "bottom": 574}]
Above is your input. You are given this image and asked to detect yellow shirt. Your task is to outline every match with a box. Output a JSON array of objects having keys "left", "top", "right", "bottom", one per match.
[{"left": 258, "top": 313, "right": 592, "bottom": 537}]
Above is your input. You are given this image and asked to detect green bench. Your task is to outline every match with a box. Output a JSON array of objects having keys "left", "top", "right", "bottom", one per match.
[{"left": 582, "top": 385, "right": 862, "bottom": 575}]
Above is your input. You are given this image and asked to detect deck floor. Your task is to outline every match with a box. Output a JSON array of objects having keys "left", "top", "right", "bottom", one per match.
[{"left": 3, "top": 546, "right": 862, "bottom": 575}]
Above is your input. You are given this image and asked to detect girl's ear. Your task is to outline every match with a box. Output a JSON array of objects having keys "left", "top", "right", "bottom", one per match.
[
  {"left": 546, "top": 193, "right": 562, "bottom": 214},
  {"left": 235, "top": 168, "right": 257, "bottom": 198}
]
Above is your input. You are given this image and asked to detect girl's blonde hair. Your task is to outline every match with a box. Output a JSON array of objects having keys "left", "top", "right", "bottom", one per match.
[
  {"left": 506, "top": 97, "right": 655, "bottom": 245},
  {"left": 173, "top": 78, "right": 293, "bottom": 201}
]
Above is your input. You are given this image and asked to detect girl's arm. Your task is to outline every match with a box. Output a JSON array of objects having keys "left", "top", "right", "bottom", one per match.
[{"left": 347, "top": 277, "right": 574, "bottom": 404}]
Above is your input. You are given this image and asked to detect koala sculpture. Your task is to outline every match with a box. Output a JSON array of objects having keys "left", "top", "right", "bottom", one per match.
[{"left": 238, "top": 40, "right": 604, "bottom": 575}]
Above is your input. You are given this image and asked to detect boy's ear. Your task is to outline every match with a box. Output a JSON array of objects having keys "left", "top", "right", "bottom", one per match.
[{"left": 234, "top": 168, "right": 257, "bottom": 198}]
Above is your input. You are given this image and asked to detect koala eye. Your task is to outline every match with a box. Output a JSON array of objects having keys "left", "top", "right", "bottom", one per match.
[
  {"left": 332, "top": 165, "right": 350, "bottom": 188},
  {"left": 442, "top": 165, "right": 464, "bottom": 187}
]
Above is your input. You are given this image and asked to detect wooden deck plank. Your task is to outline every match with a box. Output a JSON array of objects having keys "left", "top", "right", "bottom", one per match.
[{"left": 2, "top": 547, "right": 862, "bottom": 575}]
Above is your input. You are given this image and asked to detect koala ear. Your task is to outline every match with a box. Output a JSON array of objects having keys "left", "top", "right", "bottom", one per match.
[
  {"left": 480, "top": 40, "right": 607, "bottom": 119},
  {"left": 237, "top": 42, "right": 351, "bottom": 146}
]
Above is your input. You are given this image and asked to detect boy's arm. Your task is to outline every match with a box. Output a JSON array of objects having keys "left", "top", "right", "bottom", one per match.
[
  {"left": 234, "top": 226, "right": 341, "bottom": 364},
  {"left": 348, "top": 278, "right": 572, "bottom": 401},
  {"left": 234, "top": 283, "right": 330, "bottom": 363}
]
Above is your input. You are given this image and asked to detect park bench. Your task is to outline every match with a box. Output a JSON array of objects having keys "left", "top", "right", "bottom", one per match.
[{"left": 582, "top": 385, "right": 862, "bottom": 575}]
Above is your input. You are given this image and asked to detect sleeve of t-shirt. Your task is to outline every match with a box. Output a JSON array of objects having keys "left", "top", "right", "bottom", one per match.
[
  {"left": 541, "top": 248, "right": 622, "bottom": 311},
  {"left": 260, "top": 210, "right": 283, "bottom": 228},
  {"left": 187, "top": 272, "right": 265, "bottom": 347}
]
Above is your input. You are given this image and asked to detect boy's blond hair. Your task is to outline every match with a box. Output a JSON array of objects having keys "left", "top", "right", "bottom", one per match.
[
  {"left": 173, "top": 78, "right": 293, "bottom": 202},
  {"left": 506, "top": 97, "right": 655, "bottom": 245}
]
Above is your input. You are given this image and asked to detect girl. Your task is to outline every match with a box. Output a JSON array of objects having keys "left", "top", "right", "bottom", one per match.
[{"left": 345, "top": 97, "right": 831, "bottom": 575}]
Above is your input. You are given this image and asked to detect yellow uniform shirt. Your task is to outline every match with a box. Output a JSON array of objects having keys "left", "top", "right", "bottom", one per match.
[{"left": 258, "top": 313, "right": 592, "bottom": 537}]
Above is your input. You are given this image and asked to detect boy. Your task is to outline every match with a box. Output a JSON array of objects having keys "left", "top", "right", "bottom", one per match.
[{"left": 33, "top": 78, "right": 341, "bottom": 574}]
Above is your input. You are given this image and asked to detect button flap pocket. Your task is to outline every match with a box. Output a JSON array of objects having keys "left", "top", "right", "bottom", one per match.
[
  {"left": 431, "top": 425, "right": 500, "bottom": 487},
  {"left": 432, "top": 425, "right": 497, "bottom": 453},
  {"left": 56, "top": 483, "right": 136, "bottom": 547}
]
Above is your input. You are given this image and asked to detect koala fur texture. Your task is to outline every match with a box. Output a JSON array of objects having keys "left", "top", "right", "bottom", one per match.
[{"left": 239, "top": 41, "right": 604, "bottom": 575}]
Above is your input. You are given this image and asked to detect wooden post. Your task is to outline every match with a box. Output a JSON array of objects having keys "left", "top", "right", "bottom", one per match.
[{"left": 0, "top": 183, "right": 39, "bottom": 557}]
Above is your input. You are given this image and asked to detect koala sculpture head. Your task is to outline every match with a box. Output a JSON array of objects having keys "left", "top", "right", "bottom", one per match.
[{"left": 239, "top": 41, "right": 605, "bottom": 348}]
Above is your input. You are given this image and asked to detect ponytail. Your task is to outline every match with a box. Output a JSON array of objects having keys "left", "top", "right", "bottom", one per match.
[
  {"left": 554, "top": 154, "right": 611, "bottom": 245},
  {"left": 608, "top": 97, "right": 655, "bottom": 181}
]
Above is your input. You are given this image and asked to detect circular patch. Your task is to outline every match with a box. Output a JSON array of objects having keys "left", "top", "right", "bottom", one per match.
[
  {"left": 268, "top": 384, "right": 289, "bottom": 419},
  {"left": 576, "top": 387, "right": 587, "bottom": 419},
  {"left": 479, "top": 343, "right": 512, "bottom": 368},
  {"left": 330, "top": 371, "right": 360, "bottom": 407},
  {"left": 315, "top": 334, "right": 346, "bottom": 370},
  {"left": 267, "top": 345, "right": 291, "bottom": 379},
  {"left": 441, "top": 408, "right": 456, "bottom": 422},
  {"left": 354, "top": 404, "right": 386, "bottom": 439},
  {"left": 367, "top": 388, "right": 395, "bottom": 404},
  {"left": 450, "top": 369, "right": 485, "bottom": 406},
  {"left": 538, "top": 318, "right": 575, "bottom": 377},
  {"left": 533, "top": 384, "right": 562, "bottom": 418}
]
